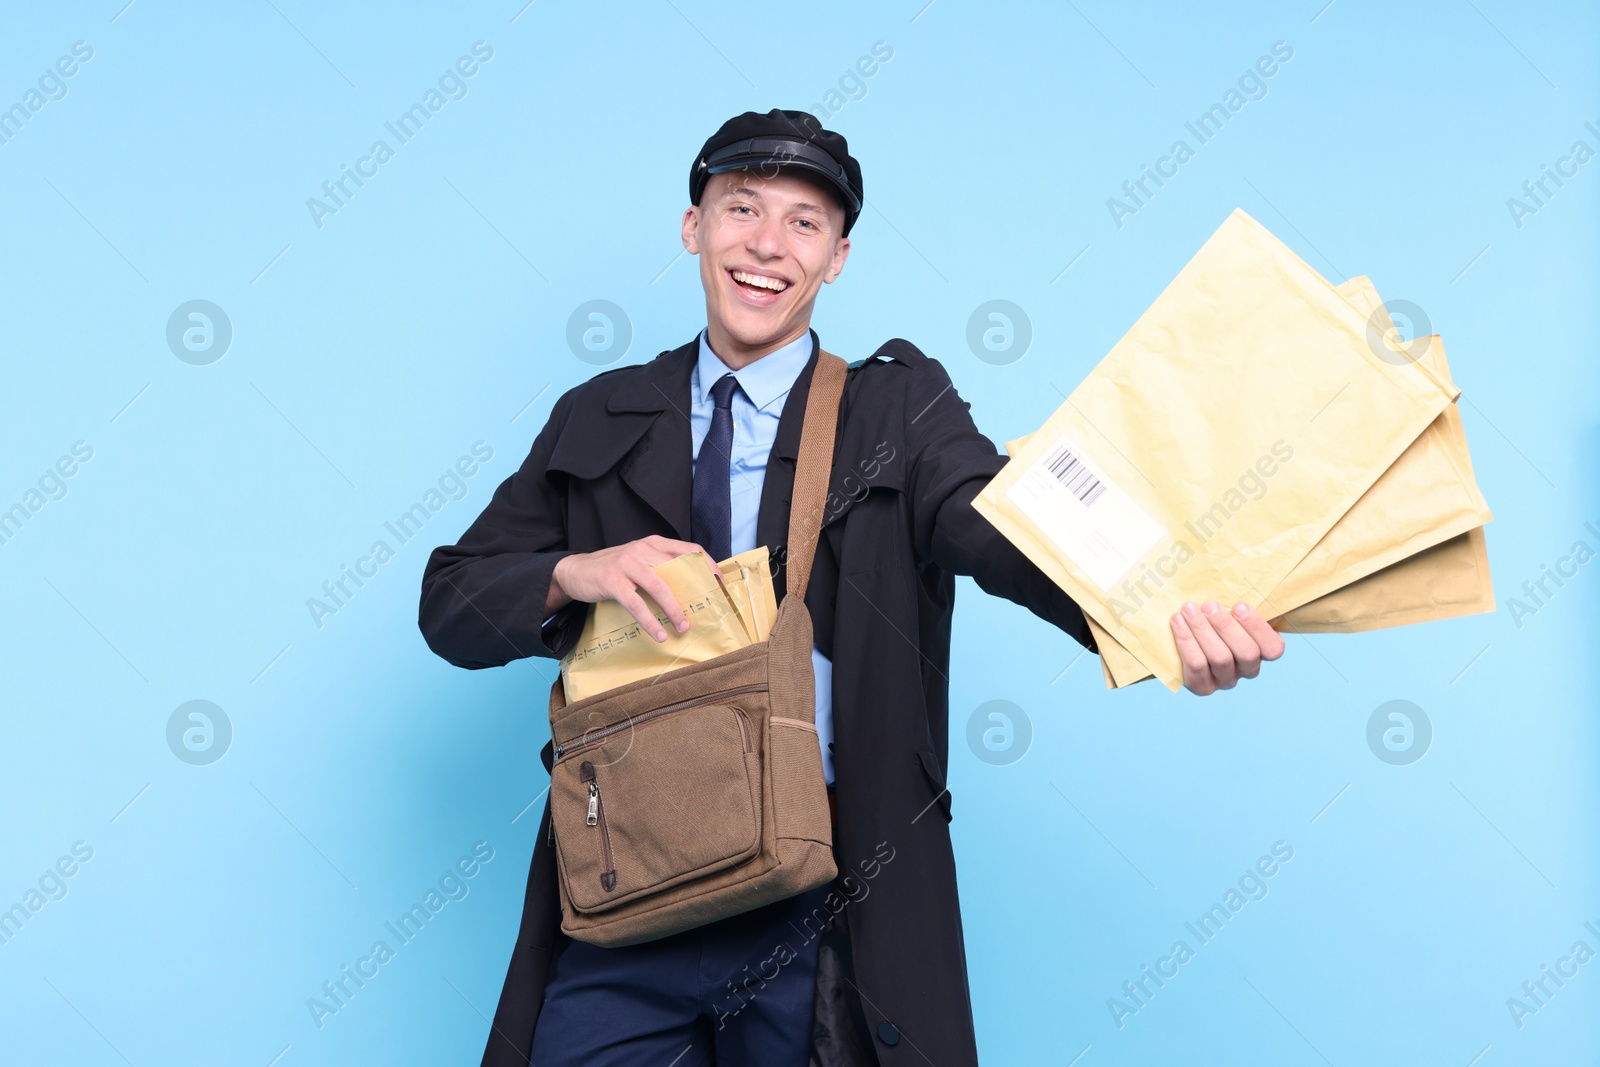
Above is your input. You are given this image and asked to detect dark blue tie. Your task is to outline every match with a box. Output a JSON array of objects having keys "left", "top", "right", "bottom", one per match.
[{"left": 691, "top": 372, "right": 740, "bottom": 562}]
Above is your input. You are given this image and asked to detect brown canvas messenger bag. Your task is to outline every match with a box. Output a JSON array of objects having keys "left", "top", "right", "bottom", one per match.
[{"left": 544, "top": 350, "right": 847, "bottom": 947}]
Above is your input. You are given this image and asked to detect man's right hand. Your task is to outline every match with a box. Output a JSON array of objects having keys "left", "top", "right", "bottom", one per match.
[{"left": 548, "top": 535, "right": 721, "bottom": 643}]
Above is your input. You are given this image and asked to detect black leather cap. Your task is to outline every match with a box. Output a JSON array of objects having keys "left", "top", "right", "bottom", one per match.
[{"left": 690, "top": 108, "right": 863, "bottom": 236}]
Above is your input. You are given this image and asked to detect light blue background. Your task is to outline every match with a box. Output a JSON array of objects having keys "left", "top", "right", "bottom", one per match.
[{"left": 1, "top": 2, "right": 1595, "bottom": 1064}]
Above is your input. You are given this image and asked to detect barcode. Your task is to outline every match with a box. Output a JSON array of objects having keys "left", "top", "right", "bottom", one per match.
[{"left": 1042, "top": 442, "right": 1106, "bottom": 506}]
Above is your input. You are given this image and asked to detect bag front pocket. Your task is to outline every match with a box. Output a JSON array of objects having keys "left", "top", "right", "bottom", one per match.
[{"left": 551, "top": 697, "right": 763, "bottom": 914}]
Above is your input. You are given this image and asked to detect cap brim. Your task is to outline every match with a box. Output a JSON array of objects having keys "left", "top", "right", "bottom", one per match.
[{"left": 701, "top": 136, "right": 862, "bottom": 216}]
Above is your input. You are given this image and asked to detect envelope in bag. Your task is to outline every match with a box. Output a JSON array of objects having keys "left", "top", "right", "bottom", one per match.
[{"left": 560, "top": 547, "right": 772, "bottom": 702}]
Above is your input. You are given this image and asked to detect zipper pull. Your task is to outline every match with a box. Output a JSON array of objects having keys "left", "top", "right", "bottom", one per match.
[{"left": 579, "top": 760, "right": 599, "bottom": 827}]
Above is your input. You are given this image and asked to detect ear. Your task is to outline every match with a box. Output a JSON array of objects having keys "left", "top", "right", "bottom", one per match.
[
  {"left": 822, "top": 235, "right": 851, "bottom": 284},
  {"left": 681, "top": 205, "right": 701, "bottom": 254}
]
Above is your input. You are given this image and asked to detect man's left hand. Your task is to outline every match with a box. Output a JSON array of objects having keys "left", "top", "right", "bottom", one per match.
[{"left": 1170, "top": 600, "right": 1287, "bottom": 696}]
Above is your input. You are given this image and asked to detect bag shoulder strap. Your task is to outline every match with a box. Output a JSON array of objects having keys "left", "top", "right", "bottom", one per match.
[{"left": 785, "top": 349, "right": 848, "bottom": 602}]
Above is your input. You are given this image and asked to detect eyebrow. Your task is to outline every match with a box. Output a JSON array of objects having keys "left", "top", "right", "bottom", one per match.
[{"left": 719, "top": 185, "right": 829, "bottom": 215}]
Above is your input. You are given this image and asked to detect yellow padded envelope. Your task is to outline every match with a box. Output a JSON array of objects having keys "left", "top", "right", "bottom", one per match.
[
  {"left": 1016, "top": 275, "right": 1494, "bottom": 687},
  {"left": 559, "top": 546, "right": 774, "bottom": 703},
  {"left": 1277, "top": 527, "right": 1494, "bottom": 634},
  {"left": 718, "top": 546, "right": 778, "bottom": 643},
  {"left": 1261, "top": 281, "right": 1491, "bottom": 613},
  {"left": 974, "top": 208, "right": 1458, "bottom": 691}
]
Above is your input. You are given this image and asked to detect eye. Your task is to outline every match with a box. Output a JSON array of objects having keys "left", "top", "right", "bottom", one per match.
[{"left": 796, "top": 218, "right": 817, "bottom": 230}]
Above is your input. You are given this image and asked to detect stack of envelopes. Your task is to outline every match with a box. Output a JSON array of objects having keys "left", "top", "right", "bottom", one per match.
[
  {"left": 560, "top": 546, "right": 779, "bottom": 703},
  {"left": 975, "top": 208, "right": 1494, "bottom": 691}
]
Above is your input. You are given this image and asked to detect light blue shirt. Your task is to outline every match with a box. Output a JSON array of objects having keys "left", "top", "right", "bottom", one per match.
[{"left": 690, "top": 329, "right": 835, "bottom": 785}]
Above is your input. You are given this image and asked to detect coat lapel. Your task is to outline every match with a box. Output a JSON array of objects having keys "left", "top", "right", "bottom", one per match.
[
  {"left": 605, "top": 336, "right": 699, "bottom": 541},
  {"left": 600, "top": 329, "right": 828, "bottom": 596}
]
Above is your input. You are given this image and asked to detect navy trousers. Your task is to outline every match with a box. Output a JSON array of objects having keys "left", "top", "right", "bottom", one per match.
[{"left": 530, "top": 881, "right": 835, "bottom": 1066}]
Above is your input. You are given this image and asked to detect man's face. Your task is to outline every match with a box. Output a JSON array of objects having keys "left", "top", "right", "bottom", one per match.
[{"left": 681, "top": 168, "right": 851, "bottom": 361}]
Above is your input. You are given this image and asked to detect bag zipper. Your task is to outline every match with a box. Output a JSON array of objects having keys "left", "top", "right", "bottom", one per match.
[
  {"left": 554, "top": 682, "right": 764, "bottom": 759},
  {"left": 580, "top": 760, "right": 617, "bottom": 892}
]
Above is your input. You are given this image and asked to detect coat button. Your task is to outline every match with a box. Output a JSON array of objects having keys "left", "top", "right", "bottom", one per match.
[{"left": 876, "top": 1021, "right": 900, "bottom": 1046}]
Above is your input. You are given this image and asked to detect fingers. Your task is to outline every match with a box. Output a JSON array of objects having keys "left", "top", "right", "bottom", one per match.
[
  {"left": 1201, "top": 601, "right": 1263, "bottom": 680},
  {"left": 1179, "top": 601, "right": 1238, "bottom": 690},
  {"left": 646, "top": 534, "right": 714, "bottom": 561},
  {"left": 613, "top": 584, "right": 672, "bottom": 643},
  {"left": 1172, "top": 598, "right": 1289, "bottom": 695},
  {"left": 620, "top": 561, "right": 691, "bottom": 642},
  {"left": 625, "top": 538, "right": 717, "bottom": 641},
  {"left": 1170, "top": 611, "right": 1217, "bottom": 696},
  {"left": 643, "top": 535, "right": 724, "bottom": 581},
  {"left": 1232, "top": 602, "right": 1287, "bottom": 661},
  {"left": 581, "top": 536, "right": 743, "bottom": 644}
]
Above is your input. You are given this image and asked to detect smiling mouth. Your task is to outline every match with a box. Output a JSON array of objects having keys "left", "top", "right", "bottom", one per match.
[{"left": 729, "top": 269, "right": 790, "bottom": 294}]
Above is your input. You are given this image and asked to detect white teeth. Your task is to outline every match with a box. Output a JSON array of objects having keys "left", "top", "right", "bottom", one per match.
[{"left": 732, "top": 270, "right": 788, "bottom": 292}]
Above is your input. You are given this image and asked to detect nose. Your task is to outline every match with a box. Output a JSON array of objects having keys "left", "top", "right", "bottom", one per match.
[{"left": 746, "top": 210, "right": 786, "bottom": 260}]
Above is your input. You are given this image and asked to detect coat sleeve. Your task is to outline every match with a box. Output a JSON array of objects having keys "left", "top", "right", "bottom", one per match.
[
  {"left": 898, "top": 342, "right": 1098, "bottom": 654},
  {"left": 417, "top": 388, "right": 587, "bottom": 669}
]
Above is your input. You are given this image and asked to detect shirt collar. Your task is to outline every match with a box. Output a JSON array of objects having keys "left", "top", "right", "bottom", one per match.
[{"left": 694, "top": 328, "right": 814, "bottom": 413}]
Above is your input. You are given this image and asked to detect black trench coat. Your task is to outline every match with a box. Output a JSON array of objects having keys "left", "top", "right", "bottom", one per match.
[{"left": 418, "top": 331, "right": 1097, "bottom": 1066}]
